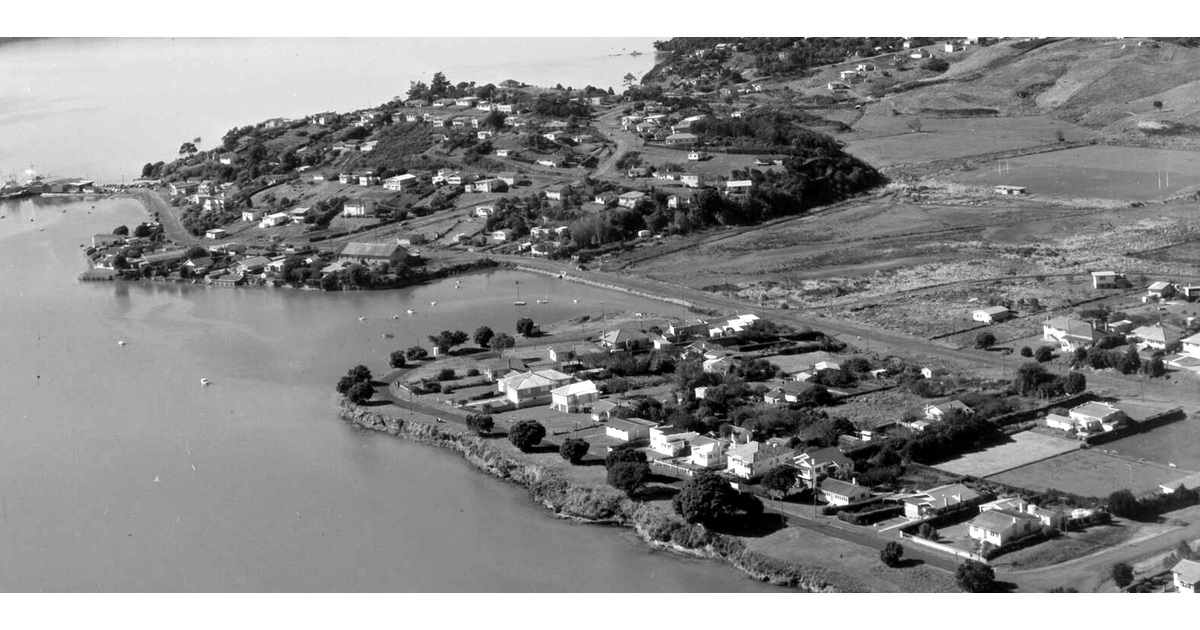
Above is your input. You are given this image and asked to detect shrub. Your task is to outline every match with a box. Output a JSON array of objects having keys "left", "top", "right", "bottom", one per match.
[
  {"left": 918, "top": 522, "right": 938, "bottom": 541},
  {"left": 466, "top": 413, "right": 494, "bottom": 435},
  {"left": 508, "top": 420, "right": 547, "bottom": 451},
  {"left": 974, "top": 331, "right": 996, "bottom": 349},
  {"left": 1034, "top": 346, "right": 1054, "bottom": 362},
  {"left": 1111, "top": 562, "right": 1134, "bottom": 588},
  {"left": 880, "top": 541, "right": 904, "bottom": 567},
  {"left": 1019, "top": 346, "right": 1033, "bottom": 358},
  {"left": 466, "top": 368, "right": 480, "bottom": 377},
  {"left": 559, "top": 438, "right": 590, "bottom": 464},
  {"left": 437, "top": 368, "right": 456, "bottom": 381},
  {"left": 955, "top": 560, "right": 995, "bottom": 593}
]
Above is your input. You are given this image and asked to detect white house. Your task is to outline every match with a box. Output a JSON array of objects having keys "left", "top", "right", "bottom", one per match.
[
  {"left": 924, "top": 400, "right": 972, "bottom": 421},
  {"left": 259, "top": 212, "right": 290, "bottom": 228},
  {"left": 1043, "top": 316, "right": 1104, "bottom": 351},
  {"left": 725, "top": 441, "right": 794, "bottom": 479},
  {"left": 902, "top": 483, "right": 983, "bottom": 519},
  {"left": 617, "top": 191, "right": 646, "bottom": 208},
  {"left": 1091, "top": 271, "right": 1125, "bottom": 289},
  {"left": 649, "top": 426, "right": 700, "bottom": 457},
  {"left": 1131, "top": 324, "right": 1184, "bottom": 352},
  {"left": 725, "top": 180, "right": 752, "bottom": 195},
  {"left": 204, "top": 229, "right": 227, "bottom": 240},
  {"left": 383, "top": 174, "right": 418, "bottom": 191},
  {"left": 689, "top": 436, "right": 729, "bottom": 469},
  {"left": 241, "top": 209, "right": 264, "bottom": 222},
  {"left": 499, "top": 369, "right": 573, "bottom": 408},
  {"left": 819, "top": 478, "right": 872, "bottom": 506},
  {"left": 680, "top": 173, "right": 704, "bottom": 188},
  {"left": 549, "top": 380, "right": 599, "bottom": 413},
  {"left": 968, "top": 509, "right": 1041, "bottom": 547},
  {"left": 605, "top": 417, "right": 657, "bottom": 442},
  {"left": 794, "top": 447, "right": 853, "bottom": 488},
  {"left": 1172, "top": 558, "right": 1200, "bottom": 593},
  {"left": 342, "top": 200, "right": 376, "bottom": 217},
  {"left": 972, "top": 306, "right": 1013, "bottom": 323}
]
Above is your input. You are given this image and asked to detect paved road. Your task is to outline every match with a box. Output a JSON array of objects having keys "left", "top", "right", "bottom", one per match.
[{"left": 127, "top": 188, "right": 202, "bottom": 246}]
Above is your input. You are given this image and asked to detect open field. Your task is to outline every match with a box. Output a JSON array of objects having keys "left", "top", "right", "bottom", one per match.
[
  {"left": 633, "top": 145, "right": 785, "bottom": 178},
  {"left": 841, "top": 116, "right": 1087, "bottom": 167},
  {"left": 987, "top": 449, "right": 1191, "bottom": 498},
  {"left": 1100, "top": 419, "right": 1200, "bottom": 472},
  {"left": 947, "top": 145, "right": 1200, "bottom": 201},
  {"left": 994, "top": 523, "right": 1135, "bottom": 570},
  {"left": 934, "top": 430, "right": 1081, "bottom": 478}
]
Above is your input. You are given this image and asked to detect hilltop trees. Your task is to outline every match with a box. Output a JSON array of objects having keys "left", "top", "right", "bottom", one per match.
[
  {"left": 389, "top": 351, "right": 407, "bottom": 369},
  {"left": 516, "top": 317, "right": 537, "bottom": 337},
  {"left": 489, "top": 332, "right": 516, "bottom": 354},
  {"left": 336, "top": 365, "right": 374, "bottom": 404},
  {"left": 474, "top": 326, "right": 495, "bottom": 349},
  {"left": 428, "top": 330, "right": 469, "bottom": 354}
]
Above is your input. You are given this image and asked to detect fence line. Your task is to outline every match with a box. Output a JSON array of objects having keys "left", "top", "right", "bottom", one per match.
[{"left": 898, "top": 531, "right": 987, "bottom": 564}]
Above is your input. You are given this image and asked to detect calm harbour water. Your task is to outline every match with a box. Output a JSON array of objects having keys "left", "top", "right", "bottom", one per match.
[{"left": 0, "top": 38, "right": 777, "bottom": 592}]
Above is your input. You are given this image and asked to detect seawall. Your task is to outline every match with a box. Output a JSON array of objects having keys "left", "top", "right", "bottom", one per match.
[{"left": 338, "top": 401, "right": 867, "bottom": 592}]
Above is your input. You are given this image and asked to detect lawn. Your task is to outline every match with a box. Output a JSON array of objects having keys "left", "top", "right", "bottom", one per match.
[
  {"left": 1099, "top": 418, "right": 1200, "bottom": 472},
  {"left": 934, "top": 430, "right": 1081, "bottom": 478},
  {"left": 946, "top": 145, "right": 1200, "bottom": 201},
  {"left": 994, "top": 523, "right": 1135, "bottom": 570},
  {"left": 987, "top": 449, "right": 1192, "bottom": 498}
]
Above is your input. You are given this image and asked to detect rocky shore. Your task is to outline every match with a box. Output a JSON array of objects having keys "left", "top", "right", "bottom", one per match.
[{"left": 338, "top": 400, "right": 869, "bottom": 593}]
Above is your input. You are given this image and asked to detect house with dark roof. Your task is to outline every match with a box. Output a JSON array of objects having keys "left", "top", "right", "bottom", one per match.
[
  {"left": 484, "top": 357, "right": 526, "bottom": 381},
  {"left": 924, "top": 400, "right": 972, "bottom": 421},
  {"left": 795, "top": 447, "right": 853, "bottom": 487},
  {"left": 1043, "top": 316, "right": 1106, "bottom": 351},
  {"left": 599, "top": 328, "right": 652, "bottom": 352}
]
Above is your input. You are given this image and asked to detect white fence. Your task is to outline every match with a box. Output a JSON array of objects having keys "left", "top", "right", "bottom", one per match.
[{"left": 899, "top": 531, "right": 987, "bottom": 564}]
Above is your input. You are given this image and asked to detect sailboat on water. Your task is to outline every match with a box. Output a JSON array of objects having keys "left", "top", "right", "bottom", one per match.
[{"left": 513, "top": 280, "right": 527, "bottom": 306}]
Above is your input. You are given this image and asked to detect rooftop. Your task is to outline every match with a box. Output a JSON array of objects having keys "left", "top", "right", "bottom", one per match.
[
  {"left": 1172, "top": 558, "right": 1200, "bottom": 583},
  {"left": 971, "top": 508, "right": 1040, "bottom": 532}
]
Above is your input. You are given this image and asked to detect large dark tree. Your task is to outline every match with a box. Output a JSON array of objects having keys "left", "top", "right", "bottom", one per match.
[
  {"left": 974, "top": 331, "right": 996, "bottom": 349},
  {"left": 516, "top": 317, "right": 537, "bottom": 337},
  {"left": 348, "top": 365, "right": 372, "bottom": 384},
  {"left": 1064, "top": 371, "right": 1086, "bottom": 394},
  {"left": 428, "top": 330, "right": 470, "bottom": 353},
  {"left": 605, "top": 445, "right": 648, "bottom": 469},
  {"left": 113, "top": 225, "right": 130, "bottom": 236},
  {"left": 389, "top": 351, "right": 407, "bottom": 369},
  {"left": 761, "top": 466, "right": 797, "bottom": 497},
  {"left": 490, "top": 332, "right": 516, "bottom": 353},
  {"left": 474, "top": 326, "right": 495, "bottom": 349},
  {"left": 336, "top": 375, "right": 356, "bottom": 395},
  {"left": 346, "top": 381, "right": 374, "bottom": 404},
  {"left": 1107, "top": 489, "right": 1140, "bottom": 519},
  {"left": 1120, "top": 345, "right": 1141, "bottom": 375},
  {"left": 508, "top": 420, "right": 546, "bottom": 451},
  {"left": 405, "top": 345, "right": 429, "bottom": 361},
  {"left": 955, "top": 560, "right": 995, "bottom": 592},
  {"left": 672, "top": 472, "right": 760, "bottom": 527},
  {"left": 560, "top": 438, "right": 591, "bottom": 463},
  {"left": 607, "top": 460, "right": 650, "bottom": 497},
  {"left": 466, "top": 413, "right": 494, "bottom": 435}
]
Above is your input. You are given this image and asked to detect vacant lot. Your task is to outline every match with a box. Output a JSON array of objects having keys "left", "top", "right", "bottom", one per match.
[
  {"left": 988, "top": 449, "right": 1191, "bottom": 498},
  {"left": 948, "top": 145, "right": 1200, "bottom": 201},
  {"left": 993, "top": 523, "right": 1134, "bottom": 570},
  {"left": 935, "top": 430, "right": 1080, "bottom": 478},
  {"left": 634, "top": 145, "right": 784, "bottom": 178},
  {"left": 1099, "top": 418, "right": 1200, "bottom": 472}
]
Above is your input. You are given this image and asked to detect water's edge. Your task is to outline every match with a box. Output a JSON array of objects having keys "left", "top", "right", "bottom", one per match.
[{"left": 339, "top": 401, "right": 871, "bottom": 593}]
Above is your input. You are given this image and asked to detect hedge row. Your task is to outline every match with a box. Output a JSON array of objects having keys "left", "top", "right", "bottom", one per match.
[{"left": 836, "top": 505, "right": 903, "bottom": 526}]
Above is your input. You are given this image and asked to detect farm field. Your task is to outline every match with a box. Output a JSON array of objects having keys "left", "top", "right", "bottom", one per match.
[
  {"left": 934, "top": 430, "right": 1081, "bottom": 478},
  {"left": 633, "top": 145, "right": 784, "bottom": 178},
  {"left": 1099, "top": 419, "right": 1200, "bottom": 472},
  {"left": 987, "top": 449, "right": 1190, "bottom": 498},
  {"left": 947, "top": 145, "right": 1200, "bottom": 201}
]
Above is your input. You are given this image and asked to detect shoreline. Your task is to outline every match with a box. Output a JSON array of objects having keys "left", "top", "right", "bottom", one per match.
[{"left": 337, "top": 400, "right": 870, "bottom": 593}]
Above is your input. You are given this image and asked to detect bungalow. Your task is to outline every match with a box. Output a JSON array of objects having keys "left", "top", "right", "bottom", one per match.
[
  {"left": 599, "top": 328, "right": 652, "bottom": 352},
  {"left": 650, "top": 426, "right": 701, "bottom": 457},
  {"left": 838, "top": 69, "right": 860, "bottom": 81},
  {"left": 680, "top": 173, "right": 704, "bottom": 188},
  {"left": 820, "top": 478, "right": 872, "bottom": 506},
  {"left": 219, "top": 152, "right": 238, "bottom": 165},
  {"left": 968, "top": 509, "right": 1041, "bottom": 546},
  {"left": 1043, "top": 317, "right": 1104, "bottom": 351},
  {"left": 383, "top": 174, "right": 418, "bottom": 191},
  {"left": 210, "top": 273, "right": 245, "bottom": 287},
  {"left": 485, "top": 357, "right": 526, "bottom": 381},
  {"left": 993, "top": 185, "right": 1027, "bottom": 195},
  {"left": 795, "top": 447, "right": 853, "bottom": 487},
  {"left": 724, "top": 180, "right": 753, "bottom": 195},
  {"left": 169, "top": 181, "right": 200, "bottom": 196},
  {"left": 543, "top": 130, "right": 565, "bottom": 141},
  {"left": 550, "top": 380, "right": 600, "bottom": 413},
  {"left": 359, "top": 140, "right": 379, "bottom": 153},
  {"left": 475, "top": 205, "right": 496, "bottom": 217},
  {"left": 455, "top": 97, "right": 478, "bottom": 107},
  {"left": 497, "top": 172, "right": 518, "bottom": 186},
  {"left": 1131, "top": 323, "right": 1184, "bottom": 352},
  {"left": 766, "top": 380, "right": 818, "bottom": 404},
  {"left": 972, "top": 306, "right": 1013, "bottom": 323},
  {"left": 726, "top": 441, "right": 794, "bottom": 479},
  {"left": 571, "top": 134, "right": 593, "bottom": 144},
  {"left": 537, "top": 155, "right": 565, "bottom": 168},
  {"left": 653, "top": 171, "right": 678, "bottom": 181},
  {"left": 357, "top": 174, "right": 380, "bottom": 187},
  {"left": 902, "top": 483, "right": 984, "bottom": 519},
  {"left": 1091, "top": 270, "right": 1125, "bottom": 289},
  {"left": 547, "top": 341, "right": 606, "bottom": 364},
  {"left": 259, "top": 212, "right": 290, "bottom": 228},
  {"left": 472, "top": 178, "right": 508, "bottom": 193},
  {"left": 1172, "top": 558, "right": 1200, "bottom": 593},
  {"left": 139, "top": 249, "right": 189, "bottom": 268},
  {"left": 703, "top": 356, "right": 736, "bottom": 374},
  {"left": 617, "top": 191, "right": 647, "bottom": 208},
  {"left": 1068, "top": 401, "right": 1124, "bottom": 433},
  {"left": 491, "top": 229, "right": 514, "bottom": 242},
  {"left": 342, "top": 200, "right": 376, "bottom": 217},
  {"left": 605, "top": 417, "right": 657, "bottom": 442},
  {"left": 591, "top": 399, "right": 623, "bottom": 423},
  {"left": 924, "top": 400, "right": 972, "bottom": 421},
  {"left": 477, "top": 131, "right": 494, "bottom": 141},
  {"left": 396, "top": 233, "right": 426, "bottom": 247},
  {"left": 204, "top": 228, "right": 227, "bottom": 240},
  {"left": 664, "top": 133, "right": 698, "bottom": 147},
  {"left": 544, "top": 185, "right": 571, "bottom": 200},
  {"left": 500, "top": 369, "right": 573, "bottom": 407},
  {"left": 1182, "top": 332, "right": 1200, "bottom": 357},
  {"left": 668, "top": 192, "right": 695, "bottom": 209},
  {"left": 593, "top": 193, "right": 617, "bottom": 205},
  {"left": 234, "top": 255, "right": 272, "bottom": 275},
  {"left": 337, "top": 242, "right": 409, "bottom": 264},
  {"left": 496, "top": 148, "right": 514, "bottom": 157},
  {"left": 1148, "top": 281, "right": 1176, "bottom": 299},
  {"left": 687, "top": 151, "right": 709, "bottom": 161},
  {"left": 688, "top": 436, "right": 730, "bottom": 469},
  {"left": 338, "top": 172, "right": 355, "bottom": 185}
]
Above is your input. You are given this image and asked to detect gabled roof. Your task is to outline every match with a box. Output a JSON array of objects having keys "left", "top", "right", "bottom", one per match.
[
  {"left": 929, "top": 400, "right": 972, "bottom": 415},
  {"left": 608, "top": 417, "right": 657, "bottom": 432},
  {"left": 820, "top": 478, "right": 868, "bottom": 496},
  {"left": 903, "top": 483, "right": 982, "bottom": 508},
  {"left": 1148, "top": 281, "right": 1171, "bottom": 291},
  {"left": 1172, "top": 558, "right": 1200, "bottom": 583},
  {"left": 533, "top": 368, "right": 572, "bottom": 382},
  {"left": 1044, "top": 317, "right": 1098, "bottom": 341},
  {"left": 340, "top": 242, "right": 407, "bottom": 259},
  {"left": 488, "top": 357, "right": 525, "bottom": 372},
  {"left": 601, "top": 328, "right": 649, "bottom": 345},
  {"left": 1070, "top": 401, "right": 1121, "bottom": 421},
  {"left": 1132, "top": 324, "right": 1184, "bottom": 344},
  {"left": 551, "top": 380, "right": 597, "bottom": 397},
  {"left": 797, "top": 446, "right": 851, "bottom": 468},
  {"left": 502, "top": 371, "right": 556, "bottom": 391},
  {"left": 975, "top": 305, "right": 1010, "bottom": 316},
  {"left": 727, "top": 441, "right": 792, "bottom": 464},
  {"left": 970, "top": 508, "right": 1039, "bottom": 533}
]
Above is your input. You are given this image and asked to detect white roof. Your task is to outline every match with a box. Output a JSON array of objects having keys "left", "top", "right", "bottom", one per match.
[
  {"left": 551, "top": 380, "right": 597, "bottom": 397},
  {"left": 726, "top": 180, "right": 752, "bottom": 187}
]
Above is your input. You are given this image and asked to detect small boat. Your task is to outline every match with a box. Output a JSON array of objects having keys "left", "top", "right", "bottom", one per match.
[
  {"left": 537, "top": 299, "right": 549, "bottom": 304},
  {"left": 382, "top": 333, "right": 394, "bottom": 339},
  {"left": 407, "top": 309, "right": 415, "bottom": 314},
  {"left": 573, "top": 299, "right": 579, "bottom": 303},
  {"left": 117, "top": 340, "right": 126, "bottom": 346},
  {"left": 392, "top": 314, "right": 400, "bottom": 320},
  {"left": 514, "top": 301, "right": 527, "bottom": 306},
  {"left": 358, "top": 316, "right": 366, "bottom": 321},
  {"left": 200, "top": 378, "right": 211, "bottom": 386}
]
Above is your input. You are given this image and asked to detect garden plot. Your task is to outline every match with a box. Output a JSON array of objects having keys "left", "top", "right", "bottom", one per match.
[{"left": 934, "top": 430, "right": 1080, "bottom": 478}]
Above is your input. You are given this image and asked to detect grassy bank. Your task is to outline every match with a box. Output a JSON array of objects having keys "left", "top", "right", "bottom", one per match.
[{"left": 338, "top": 400, "right": 871, "bottom": 592}]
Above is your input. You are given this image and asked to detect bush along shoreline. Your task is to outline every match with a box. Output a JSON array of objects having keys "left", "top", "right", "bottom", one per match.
[{"left": 337, "top": 400, "right": 866, "bottom": 593}]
